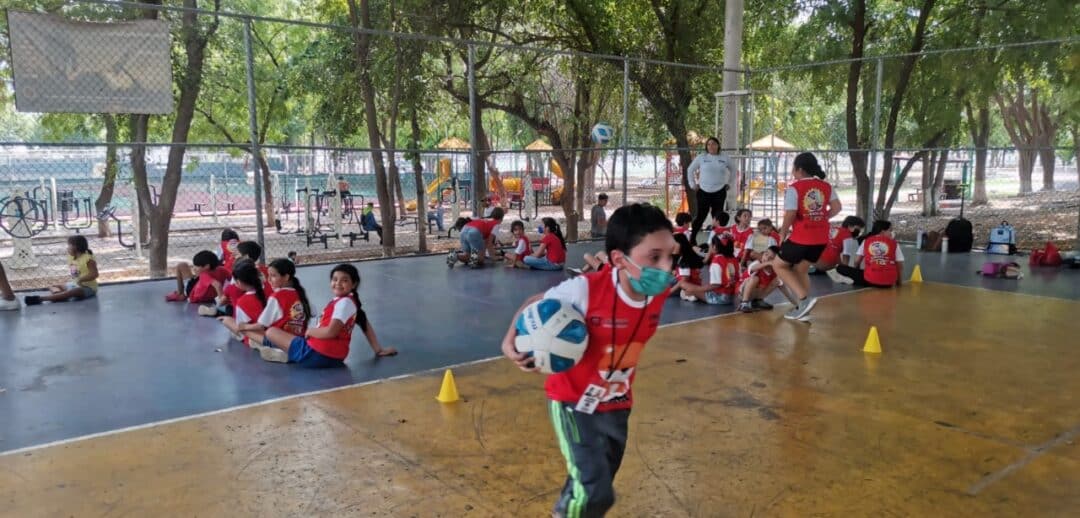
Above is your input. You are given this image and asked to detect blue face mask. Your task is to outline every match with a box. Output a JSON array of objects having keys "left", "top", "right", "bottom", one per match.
[
  {"left": 537, "top": 225, "right": 545, "bottom": 234},
  {"left": 623, "top": 256, "right": 674, "bottom": 297}
]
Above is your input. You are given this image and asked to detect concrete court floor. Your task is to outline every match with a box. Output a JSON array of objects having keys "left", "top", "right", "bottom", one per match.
[{"left": 1, "top": 248, "right": 1078, "bottom": 516}]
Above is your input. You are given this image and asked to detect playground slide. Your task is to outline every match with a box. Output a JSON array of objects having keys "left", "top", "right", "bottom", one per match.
[
  {"left": 549, "top": 158, "right": 564, "bottom": 179},
  {"left": 426, "top": 159, "right": 453, "bottom": 194}
]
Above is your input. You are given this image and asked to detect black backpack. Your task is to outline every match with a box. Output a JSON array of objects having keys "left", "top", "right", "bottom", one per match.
[{"left": 945, "top": 217, "right": 973, "bottom": 253}]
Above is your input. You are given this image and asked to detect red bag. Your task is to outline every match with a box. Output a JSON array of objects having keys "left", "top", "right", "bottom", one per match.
[
  {"left": 1042, "top": 241, "right": 1063, "bottom": 266},
  {"left": 1029, "top": 249, "right": 1045, "bottom": 266}
]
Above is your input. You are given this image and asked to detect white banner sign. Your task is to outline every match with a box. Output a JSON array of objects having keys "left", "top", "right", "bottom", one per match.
[{"left": 7, "top": 10, "right": 174, "bottom": 114}]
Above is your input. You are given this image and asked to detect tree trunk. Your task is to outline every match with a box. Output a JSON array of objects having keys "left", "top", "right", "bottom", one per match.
[
  {"left": 1072, "top": 125, "right": 1079, "bottom": 190},
  {"left": 409, "top": 109, "right": 428, "bottom": 253},
  {"left": 845, "top": 0, "right": 870, "bottom": 220},
  {"left": 921, "top": 151, "right": 934, "bottom": 216},
  {"left": 1034, "top": 102, "right": 1057, "bottom": 191},
  {"left": 95, "top": 114, "right": 119, "bottom": 237},
  {"left": 1017, "top": 149, "right": 1035, "bottom": 194},
  {"left": 933, "top": 149, "right": 949, "bottom": 216},
  {"left": 256, "top": 151, "right": 275, "bottom": 229},
  {"left": 347, "top": 0, "right": 394, "bottom": 256},
  {"left": 966, "top": 101, "right": 990, "bottom": 205}
]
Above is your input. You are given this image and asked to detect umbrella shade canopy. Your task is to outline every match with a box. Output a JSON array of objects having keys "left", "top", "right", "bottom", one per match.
[
  {"left": 437, "top": 137, "right": 471, "bottom": 150},
  {"left": 524, "top": 138, "right": 552, "bottom": 151},
  {"left": 748, "top": 134, "right": 796, "bottom": 151}
]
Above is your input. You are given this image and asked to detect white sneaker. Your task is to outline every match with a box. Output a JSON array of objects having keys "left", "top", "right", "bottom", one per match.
[
  {"left": 260, "top": 346, "right": 288, "bottom": 363},
  {"left": 826, "top": 269, "right": 854, "bottom": 285},
  {"left": 680, "top": 291, "right": 697, "bottom": 302},
  {"left": 0, "top": 298, "right": 20, "bottom": 311},
  {"left": 197, "top": 305, "right": 218, "bottom": 317}
]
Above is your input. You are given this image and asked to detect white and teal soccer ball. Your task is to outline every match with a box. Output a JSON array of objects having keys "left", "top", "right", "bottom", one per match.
[
  {"left": 590, "top": 123, "right": 615, "bottom": 144},
  {"left": 514, "top": 298, "right": 588, "bottom": 374}
]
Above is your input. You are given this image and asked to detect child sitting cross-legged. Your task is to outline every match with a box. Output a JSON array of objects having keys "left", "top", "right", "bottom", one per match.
[
  {"left": 736, "top": 245, "right": 797, "bottom": 313},
  {"left": 678, "top": 233, "right": 740, "bottom": 305}
]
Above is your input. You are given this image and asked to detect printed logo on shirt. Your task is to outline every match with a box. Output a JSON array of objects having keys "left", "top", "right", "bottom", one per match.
[
  {"left": 802, "top": 188, "right": 825, "bottom": 214},
  {"left": 868, "top": 241, "right": 890, "bottom": 265},
  {"left": 286, "top": 301, "right": 306, "bottom": 335},
  {"left": 597, "top": 340, "right": 645, "bottom": 403}
]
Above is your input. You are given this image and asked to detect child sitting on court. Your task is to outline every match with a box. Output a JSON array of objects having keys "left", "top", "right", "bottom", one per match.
[
  {"left": 679, "top": 233, "right": 740, "bottom": 305},
  {"left": 523, "top": 217, "right": 567, "bottom": 271},
  {"left": 199, "top": 240, "right": 271, "bottom": 317},
  {"left": 257, "top": 263, "right": 397, "bottom": 367},
  {"left": 166, "top": 250, "right": 230, "bottom": 303},
  {"left": 503, "top": 220, "right": 532, "bottom": 268},
  {"left": 737, "top": 246, "right": 797, "bottom": 312},
  {"left": 730, "top": 209, "right": 755, "bottom": 263},
  {"left": 744, "top": 218, "right": 780, "bottom": 263},
  {"left": 568, "top": 250, "right": 609, "bottom": 276},
  {"left": 0, "top": 261, "right": 19, "bottom": 310},
  {"left": 24, "top": 236, "right": 99, "bottom": 306},
  {"left": 705, "top": 212, "right": 732, "bottom": 249},
  {"left": 501, "top": 203, "right": 676, "bottom": 517},
  {"left": 673, "top": 233, "right": 706, "bottom": 301},
  {"left": 216, "top": 260, "right": 267, "bottom": 344},
  {"left": 673, "top": 212, "right": 692, "bottom": 240},
  {"left": 237, "top": 258, "right": 312, "bottom": 345}
]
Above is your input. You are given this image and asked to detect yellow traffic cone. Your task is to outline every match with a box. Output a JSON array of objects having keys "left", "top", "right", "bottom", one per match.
[
  {"left": 863, "top": 326, "right": 882, "bottom": 354},
  {"left": 910, "top": 265, "right": 923, "bottom": 283},
  {"left": 436, "top": 369, "right": 460, "bottom": 403}
]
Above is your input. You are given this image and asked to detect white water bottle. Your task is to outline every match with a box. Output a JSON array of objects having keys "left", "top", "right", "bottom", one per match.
[
  {"left": 942, "top": 236, "right": 950, "bottom": 254},
  {"left": 916, "top": 229, "right": 923, "bottom": 250}
]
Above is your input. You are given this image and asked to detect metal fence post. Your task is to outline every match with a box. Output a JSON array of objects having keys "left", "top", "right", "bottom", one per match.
[
  {"left": 621, "top": 58, "right": 629, "bottom": 206},
  {"left": 467, "top": 44, "right": 480, "bottom": 216},
  {"left": 867, "top": 57, "right": 883, "bottom": 220},
  {"left": 243, "top": 18, "right": 266, "bottom": 263}
]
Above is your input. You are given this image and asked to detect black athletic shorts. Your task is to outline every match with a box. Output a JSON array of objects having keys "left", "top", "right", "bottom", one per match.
[{"left": 778, "top": 241, "right": 826, "bottom": 264}]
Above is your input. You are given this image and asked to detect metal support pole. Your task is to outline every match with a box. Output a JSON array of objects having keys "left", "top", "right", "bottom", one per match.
[
  {"left": 210, "top": 174, "right": 218, "bottom": 224},
  {"left": 744, "top": 70, "right": 754, "bottom": 213},
  {"left": 467, "top": 44, "right": 481, "bottom": 216},
  {"left": 243, "top": 18, "right": 266, "bottom": 264},
  {"left": 621, "top": 58, "right": 630, "bottom": 206},
  {"left": 867, "top": 57, "right": 883, "bottom": 220}
]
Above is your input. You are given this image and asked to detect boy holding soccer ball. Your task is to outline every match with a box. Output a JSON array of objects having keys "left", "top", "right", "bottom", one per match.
[{"left": 501, "top": 203, "right": 675, "bottom": 517}]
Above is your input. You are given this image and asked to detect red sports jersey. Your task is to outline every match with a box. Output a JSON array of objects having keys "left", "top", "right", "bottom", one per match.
[
  {"left": 862, "top": 234, "right": 900, "bottom": 286},
  {"left": 307, "top": 296, "right": 357, "bottom": 360},
  {"left": 541, "top": 233, "right": 566, "bottom": 264},
  {"left": 545, "top": 270, "right": 669, "bottom": 412},
  {"left": 516, "top": 236, "right": 533, "bottom": 256},
  {"left": 788, "top": 178, "right": 834, "bottom": 245},
  {"left": 220, "top": 239, "right": 240, "bottom": 272},
  {"left": 259, "top": 287, "right": 308, "bottom": 336},
  {"left": 709, "top": 255, "right": 740, "bottom": 295},
  {"left": 464, "top": 218, "right": 500, "bottom": 238},
  {"left": 234, "top": 291, "right": 266, "bottom": 346},
  {"left": 676, "top": 267, "right": 702, "bottom": 286},
  {"left": 189, "top": 266, "right": 230, "bottom": 304},
  {"left": 818, "top": 226, "right": 853, "bottom": 266},
  {"left": 730, "top": 225, "right": 754, "bottom": 259},
  {"left": 736, "top": 260, "right": 777, "bottom": 294},
  {"left": 674, "top": 225, "right": 690, "bottom": 239}
]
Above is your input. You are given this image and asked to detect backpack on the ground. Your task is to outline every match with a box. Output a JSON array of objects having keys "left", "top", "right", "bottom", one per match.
[
  {"left": 977, "top": 261, "right": 1022, "bottom": 279},
  {"left": 987, "top": 221, "right": 1016, "bottom": 255},
  {"left": 1029, "top": 241, "right": 1063, "bottom": 267},
  {"left": 944, "top": 217, "right": 974, "bottom": 253}
]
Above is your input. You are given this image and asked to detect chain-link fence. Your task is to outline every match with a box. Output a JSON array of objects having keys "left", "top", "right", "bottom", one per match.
[{"left": 1, "top": 1, "right": 1077, "bottom": 288}]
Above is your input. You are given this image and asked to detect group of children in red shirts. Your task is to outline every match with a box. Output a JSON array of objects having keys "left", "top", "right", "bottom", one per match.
[
  {"left": 667, "top": 209, "right": 797, "bottom": 312},
  {"left": 448, "top": 207, "right": 569, "bottom": 271},
  {"left": 165, "top": 229, "right": 397, "bottom": 368}
]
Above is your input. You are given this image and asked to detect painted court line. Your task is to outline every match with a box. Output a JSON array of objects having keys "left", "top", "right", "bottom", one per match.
[
  {"left": 0, "top": 288, "right": 865, "bottom": 458},
  {"left": 966, "top": 422, "right": 1080, "bottom": 496}
]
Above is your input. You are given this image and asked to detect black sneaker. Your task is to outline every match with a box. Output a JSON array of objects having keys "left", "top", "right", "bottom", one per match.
[
  {"left": 24, "top": 295, "right": 43, "bottom": 306},
  {"left": 751, "top": 299, "right": 773, "bottom": 310}
]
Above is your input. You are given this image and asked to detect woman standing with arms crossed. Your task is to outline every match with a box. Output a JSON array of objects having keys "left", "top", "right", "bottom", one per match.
[
  {"left": 686, "top": 136, "right": 734, "bottom": 245},
  {"left": 773, "top": 152, "right": 841, "bottom": 321}
]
